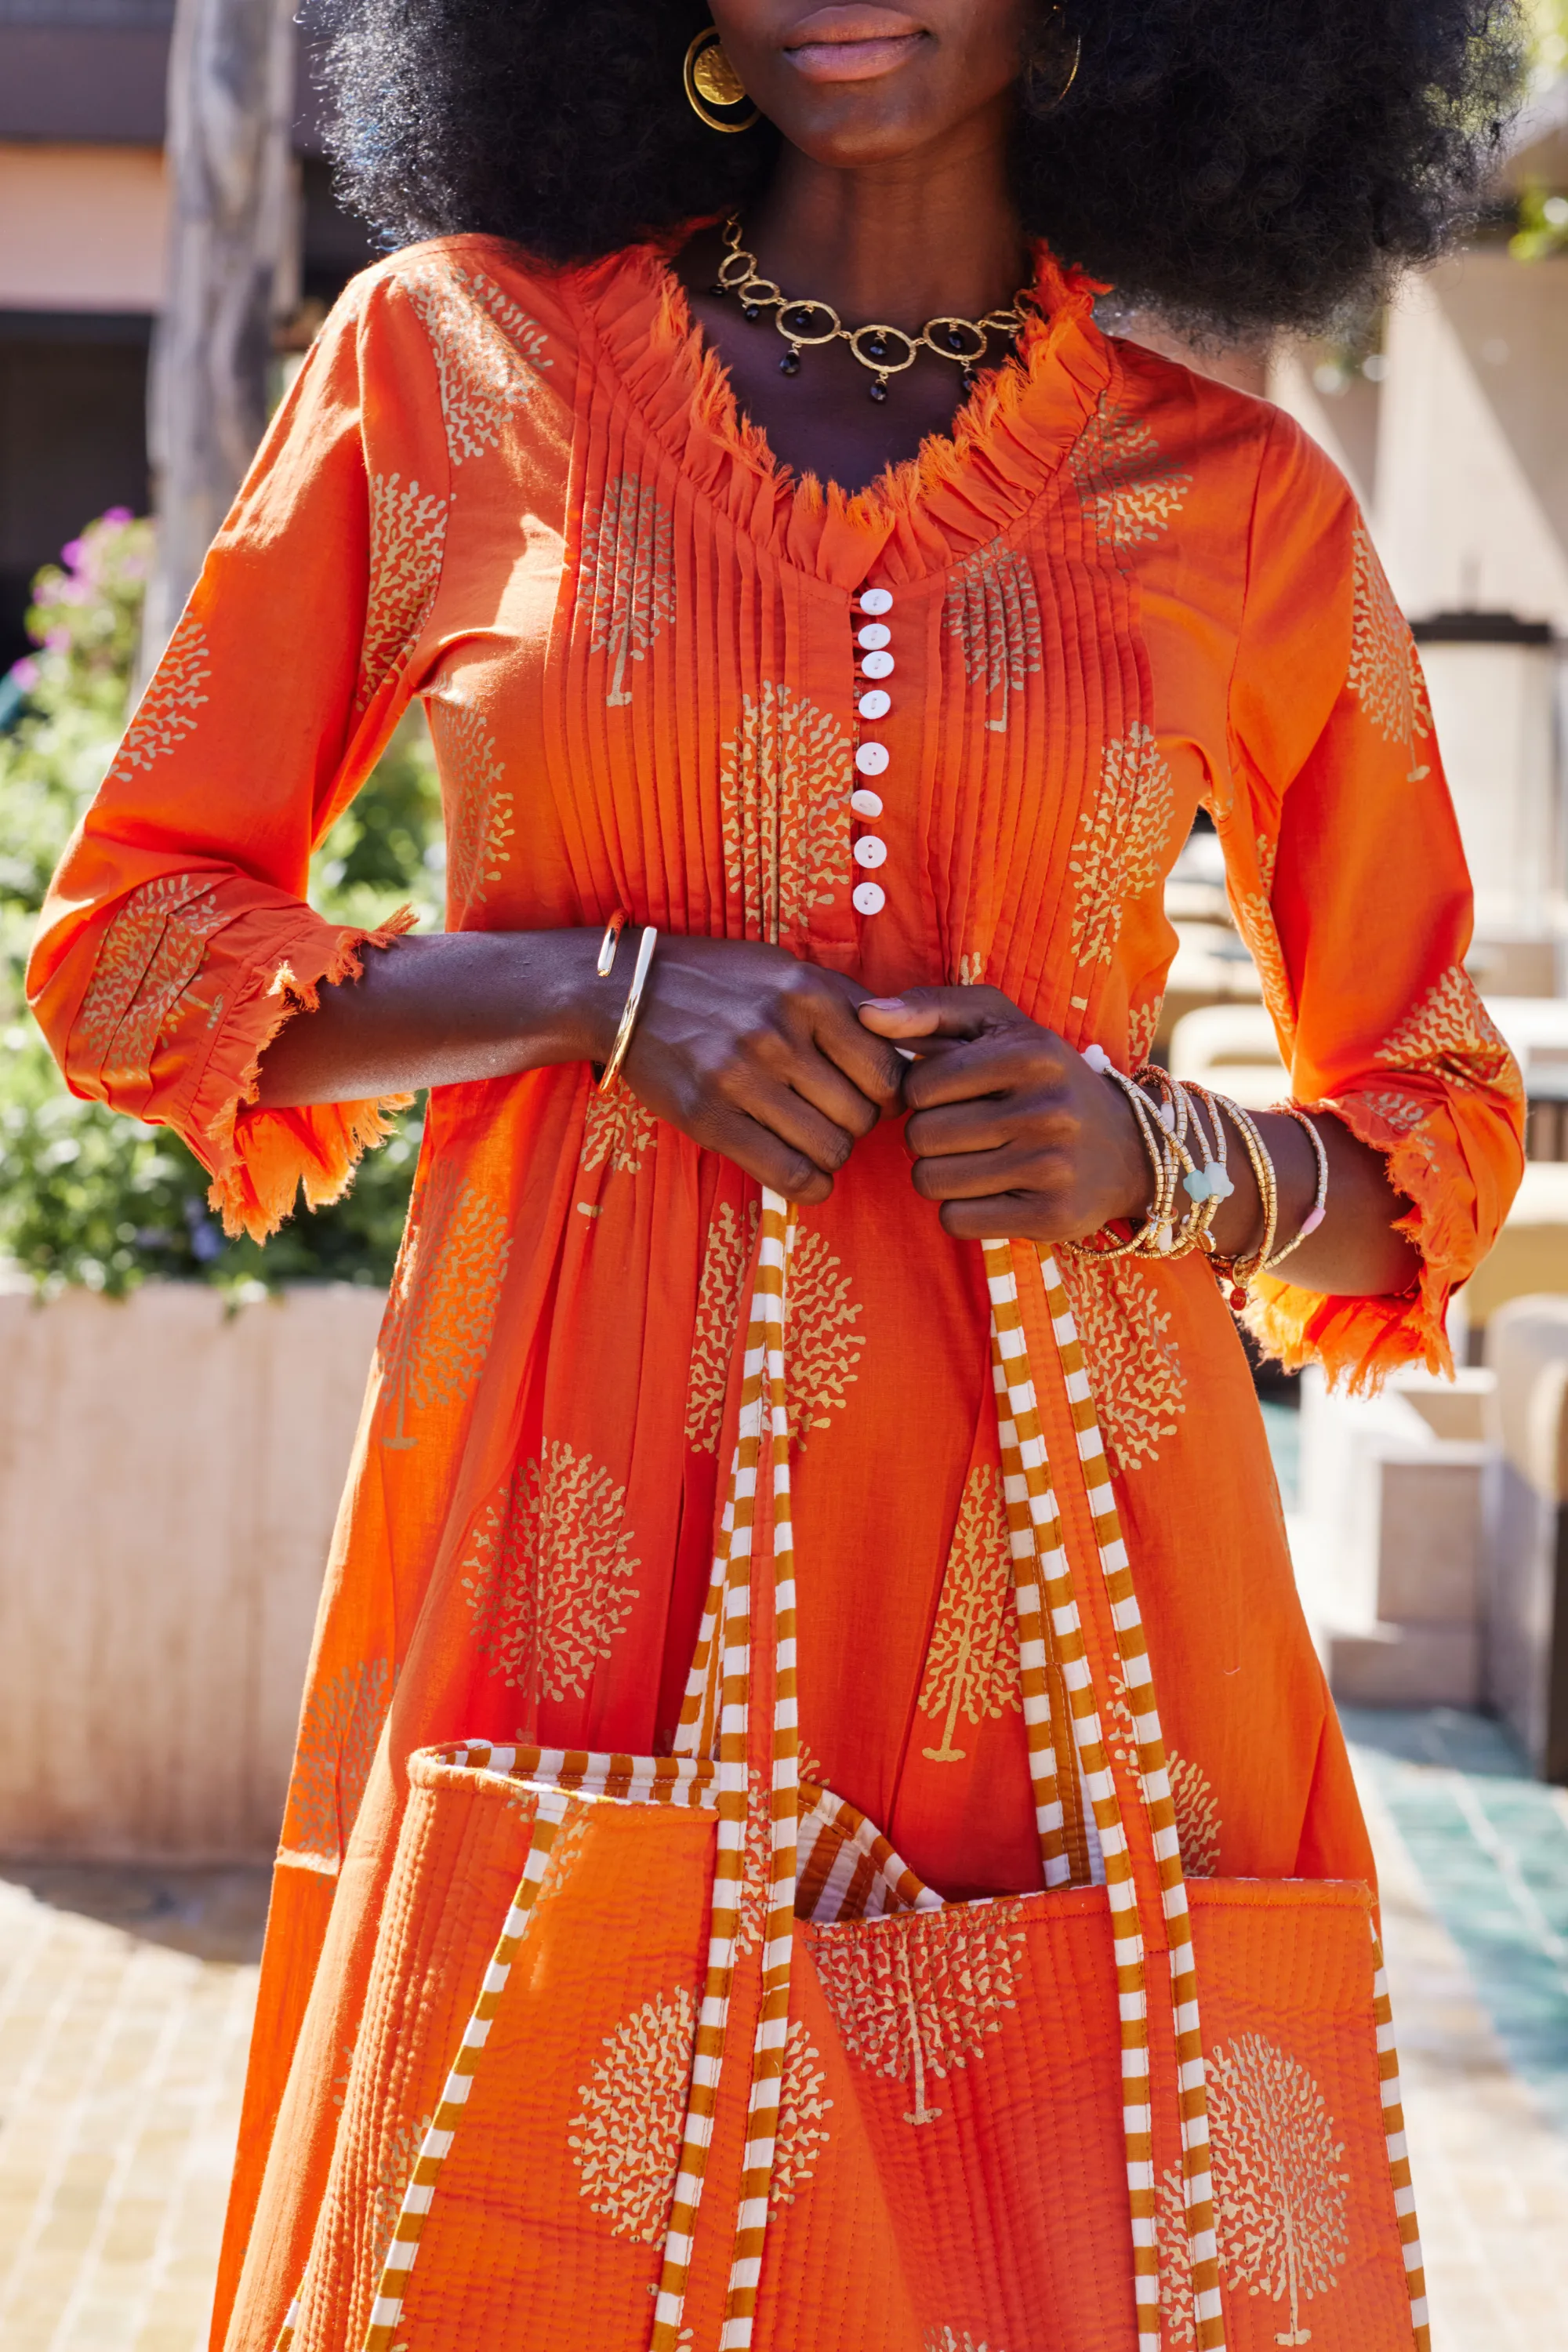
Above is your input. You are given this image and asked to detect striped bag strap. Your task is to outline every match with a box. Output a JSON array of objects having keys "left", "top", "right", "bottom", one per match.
[
  {"left": 652, "top": 1190, "right": 800, "bottom": 2352},
  {"left": 984, "top": 1235, "right": 1226, "bottom": 2352}
]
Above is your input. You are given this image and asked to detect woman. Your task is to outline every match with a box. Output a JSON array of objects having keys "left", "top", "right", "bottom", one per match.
[{"left": 32, "top": 2, "right": 1524, "bottom": 2346}]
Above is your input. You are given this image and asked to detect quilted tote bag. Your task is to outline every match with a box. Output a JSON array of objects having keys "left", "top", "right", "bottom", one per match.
[{"left": 279, "top": 1195, "right": 1429, "bottom": 2352}]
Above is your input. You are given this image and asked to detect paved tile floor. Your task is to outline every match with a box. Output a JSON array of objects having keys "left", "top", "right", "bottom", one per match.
[{"left": 0, "top": 1716, "right": 1565, "bottom": 2349}]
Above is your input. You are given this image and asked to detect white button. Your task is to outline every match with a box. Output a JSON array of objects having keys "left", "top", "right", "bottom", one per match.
[
  {"left": 858, "top": 688, "right": 891, "bottom": 720},
  {"left": 855, "top": 741, "right": 889, "bottom": 776},
  {"left": 854, "top": 835, "right": 888, "bottom": 869},
  {"left": 861, "top": 650, "right": 895, "bottom": 679},
  {"left": 850, "top": 787, "right": 883, "bottom": 818},
  {"left": 859, "top": 587, "right": 893, "bottom": 615},
  {"left": 852, "top": 880, "right": 886, "bottom": 916},
  {"left": 857, "top": 622, "right": 891, "bottom": 651}
]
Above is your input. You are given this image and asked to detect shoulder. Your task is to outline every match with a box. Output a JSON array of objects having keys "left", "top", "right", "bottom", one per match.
[
  {"left": 1101, "top": 334, "right": 1358, "bottom": 536},
  {"left": 330, "top": 235, "right": 581, "bottom": 363}
]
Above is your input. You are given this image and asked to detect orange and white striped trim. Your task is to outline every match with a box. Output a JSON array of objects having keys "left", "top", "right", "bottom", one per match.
[
  {"left": 796, "top": 1785, "right": 943, "bottom": 1925},
  {"left": 1035, "top": 1247, "right": 1227, "bottom": 2352},
  {"left": 359, "top": 1788, "right": 572, "bottom": 2351},
  {"left": 982, "top": 1237, "right": 1165, "bottom": 2352},
  {"left": 650, "top": 1196, "right": 777, "bottom": 2352},
  {"left": 719, "top": 1193, "right": 800, "bottom": 2347},
  {"left": 1372, "top": 1922, "right": 1431, "bottom": 2351}
]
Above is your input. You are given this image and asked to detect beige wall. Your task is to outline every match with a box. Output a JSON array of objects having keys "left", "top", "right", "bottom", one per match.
[
  {"left": 1375, "top": 250, "right": 1568, "bottom": 632},
  {"left": 0, "top": 142, "right": 167, "bottom": 311},
  {"left": 0, "top": 1280, "right": 383, "bottom": 1860}
]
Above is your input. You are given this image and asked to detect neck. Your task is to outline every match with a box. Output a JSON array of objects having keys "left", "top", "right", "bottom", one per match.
[{"left": 747, "top": 114, "right": 1027, "bottom": 330}]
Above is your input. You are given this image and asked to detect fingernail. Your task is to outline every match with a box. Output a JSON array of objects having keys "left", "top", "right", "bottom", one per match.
[{"left": 860, "top": 996, "right": 906, "bottom": 1011}]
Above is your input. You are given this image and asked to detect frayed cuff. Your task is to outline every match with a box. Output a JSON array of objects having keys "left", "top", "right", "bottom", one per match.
[
  {"left": 1243, "top": 1095, "right": 1466, "bottom": 1395},
  {"left": 202, "top": 908, "right": 416, "bottom": 1242}
]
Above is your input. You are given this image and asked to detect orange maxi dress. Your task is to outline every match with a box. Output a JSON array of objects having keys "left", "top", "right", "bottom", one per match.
[{"left": 31, "top": 236, "right": 1523, "bottom": 2350}]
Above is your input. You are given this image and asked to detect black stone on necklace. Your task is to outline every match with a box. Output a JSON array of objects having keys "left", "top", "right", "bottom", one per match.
[{"left": 709, "top": 216, "right": 1034, "bottom": 404}]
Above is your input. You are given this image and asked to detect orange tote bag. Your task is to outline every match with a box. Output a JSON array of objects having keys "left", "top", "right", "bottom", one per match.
[{"left": 278, "top": 1195, "right": 1428, "bottom": 2352}]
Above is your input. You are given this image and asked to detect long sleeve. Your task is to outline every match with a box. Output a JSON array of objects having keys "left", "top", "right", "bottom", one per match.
[
  {"left": 27, "top": 261, "right": 451, "bottom": 1240},
  {"left": 1218, "top": 410, "right": 1525, "bottom": 1387}
]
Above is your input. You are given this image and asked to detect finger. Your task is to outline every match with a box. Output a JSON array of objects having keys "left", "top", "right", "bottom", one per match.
[
  {"left": 808, "top": 988, "right": 907, "bottom": 1109},
  {"left": 728, "top": 1070, "right": 859, "bottom": 1181},
  {"left": 779, "top": 1029, "right": 895, "bottom": 1139},
  {"left": 904, "top": 1099, "right": 1022, "bottom": 1159},
  {"left": 912, "top": 1145, "right": 1060, "bottom": 1203},
  {"left": 936, "top": 1193, "right": 1066, "bottom": 1241},
  {"left": 902, "top": 1029, "right": 1068, "bottom": 1111},
  {"left": 857, "top": 985, "right": 1022, "bottom": 1044},
  {"left": 706, "top": 1103, "right": 835, "bottom": 1206}
]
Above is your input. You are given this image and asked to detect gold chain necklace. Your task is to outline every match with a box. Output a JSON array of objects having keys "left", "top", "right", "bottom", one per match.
[{"left": 709, "top": 216, "right": 1036, "bottom": 402}]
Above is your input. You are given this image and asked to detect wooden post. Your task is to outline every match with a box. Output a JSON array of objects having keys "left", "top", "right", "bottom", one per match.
[{"left": 140, "top": 0, "right": 299, "bottom": 677}]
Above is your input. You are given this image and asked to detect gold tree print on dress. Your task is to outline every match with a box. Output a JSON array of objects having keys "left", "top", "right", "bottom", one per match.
[
  {"left": 1157, "top": 2035, "right": 1349, "bottom": 2345},
  {"left": 568, "top": 1984, "right": 698, "bottom": 2243},
  {"left": 1069, "top": 724, "right": 1175, "bottom": 967},
  {"left": 579, "top": 473, "right": 676, "bottom": 707},
  {"left": 357, "top": 473, "right": 447, "bottom": 710},
  {"left": 404, "top": 260, "right": 552, "bottom": 466},
  {"left": 1070, "top": 393, "right": 1191, "bottom": 551},
  {"left": 114, "top": 614, "right": 209, "bottom": 771},
  {"left": 1347, "top": 521, "right": 1432, "bottom": 780},
  {"left": 1105, "top": 1671, "right": 1219, "bottom": 1876},
  {"left": 685, "top": 1197, "right": 760, "bottom": 1451},
  {"left": 1231, "top": 830, "right": 1298, "bottom": 1040},
  {"left": 782, "top": 1218, "right": 866, "bottom": 1446},
  {"left": 1376, "top": 962, "right": 1523, "bottom": 1100},
  {"left": 770, "top": 2020, "right": 833, "bottom": 2206},
  {"left": 1352, "top": 1087, "right": 1432, "bottom": 1137},
  {"left": 925, "top": 2332, "right": 1009, "bottom": 2352},
  {"left": 942, "top": 540, "right": 1043, "bottom": 733},
  {"left": 684, "top": 1202, "right": 863, "bottom": 1454},
  {"left": 807, "top": 1905, "right": 1026, "bottom": 2127},
  {"left": 720, "top": 681, "right": 853, "bottom": 947},
  {"left": 430, "top": 690, "right": 514, "bottom": 913},
  {"left": 74, "top": 873, "right": 228, "bottom": 1089},
  {"left": 917, "top": 1466, "right": 1021, "bottom": 1763},
  {"left": 1058, "top": 1257, "right": 1187, "bottom": 1476},
  {"left": 460, "top": 1440, "right": 640, "bottom": 1708},
  {"left": 579, "top": 1082, "right": 655, "bottom": 1178},
  {"left": 283, "top": 1654, "right": 393, "bottom": 1860},
  {"left": 1126, "top": 995, "right": 1162, "bottom": 1067},
  {"left": 377, "top": 1163, "right": 510, "bottom": 1449}
]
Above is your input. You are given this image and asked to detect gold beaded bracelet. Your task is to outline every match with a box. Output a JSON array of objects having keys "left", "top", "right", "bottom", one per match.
[{"left": 1261, "top": 1103, "right": 1330, "bottom": 1274}]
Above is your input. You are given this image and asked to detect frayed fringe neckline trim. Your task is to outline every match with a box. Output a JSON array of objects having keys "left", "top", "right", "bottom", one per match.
[{"left": 567, "top": 236, "right": 1110, "bottom": 588}]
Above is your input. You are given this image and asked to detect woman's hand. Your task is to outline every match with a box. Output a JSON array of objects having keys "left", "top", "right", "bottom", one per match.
[
  {"left": 617, "top": 935, "right": 904, "bottom": 1205},
  {"left": 256, "top": 926, "right": 902, "bottom": 1207},
  {"left": 857, "top": 986, "right": 1149, "bottom": 1241}
]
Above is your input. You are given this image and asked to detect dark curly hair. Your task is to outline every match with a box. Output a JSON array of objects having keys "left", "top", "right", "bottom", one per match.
[{"left": 318, "top": 0, "right": 1522, "bottom": 335}]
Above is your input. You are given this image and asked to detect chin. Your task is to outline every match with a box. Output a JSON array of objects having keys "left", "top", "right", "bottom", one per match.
[{"left": 764, "top": 84, "right": 951, "bottom": 168}]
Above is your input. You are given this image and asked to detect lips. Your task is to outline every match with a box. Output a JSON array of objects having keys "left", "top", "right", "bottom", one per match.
[{"left": 783, "top": 4, "right": 927, "bottom": 82}]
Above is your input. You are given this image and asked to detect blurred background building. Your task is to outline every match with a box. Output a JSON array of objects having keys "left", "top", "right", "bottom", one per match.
[{"left": 0, "top": 0, "right": 373, "bottom": 670}]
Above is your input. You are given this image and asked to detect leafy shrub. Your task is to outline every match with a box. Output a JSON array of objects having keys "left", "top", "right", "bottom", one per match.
[{"left": 0, "top": 512, "right": 439, "bottom": 1295}]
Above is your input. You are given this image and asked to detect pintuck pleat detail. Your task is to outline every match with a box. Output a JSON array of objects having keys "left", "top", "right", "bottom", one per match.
[{"left": 567, "top": 240, "right": 1110, "bottom": 590}]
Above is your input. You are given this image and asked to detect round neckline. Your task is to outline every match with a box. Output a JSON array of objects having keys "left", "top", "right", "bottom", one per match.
[{"left": 563, "top": 232, "right": 1114, "bottom": 591}]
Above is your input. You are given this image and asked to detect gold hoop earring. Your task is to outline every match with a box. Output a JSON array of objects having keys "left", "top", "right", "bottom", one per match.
[
  {"left": 683, "top": 27, "right": 759, "bottom": 133},
  {"left": 1027, "top": 7, "right": 1082, "bottom": 113}
]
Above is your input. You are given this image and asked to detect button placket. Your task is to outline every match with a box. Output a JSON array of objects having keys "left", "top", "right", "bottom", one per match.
[{"left": 851, "top": 586, "right": 893, "bottom": 918}]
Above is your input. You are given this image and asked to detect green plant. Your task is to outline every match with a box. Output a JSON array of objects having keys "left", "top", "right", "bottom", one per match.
[
  {"left": 0, "top": 511, "right": 440, "bottom": 1294},
  {"left": 1511, "top": 182, "right": 1568, "bottom": 261}
]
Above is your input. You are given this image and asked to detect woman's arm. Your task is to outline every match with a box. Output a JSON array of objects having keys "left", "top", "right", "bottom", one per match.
[
  {"left": 858, "top": 988, "right": 1417, "bottom": 1294},
  {"left": 256, "top": 927, "right": 906, "bottom": 1207}
]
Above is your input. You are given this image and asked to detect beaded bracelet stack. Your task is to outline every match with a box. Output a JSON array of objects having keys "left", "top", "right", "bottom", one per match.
[{"left": 1076, "top": 1045, "right": 1330, "bottom": 1312}]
